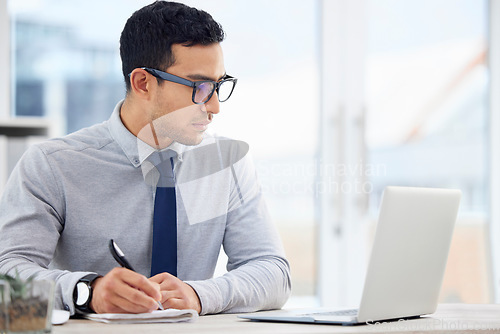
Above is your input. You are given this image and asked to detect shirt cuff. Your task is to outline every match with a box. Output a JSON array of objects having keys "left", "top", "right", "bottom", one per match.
[
  {"left": 184, "top": 280, "right": 223, "bottom": 315},
  {"left": 58, "top": 271, "right": 99, "bottom": 315}
]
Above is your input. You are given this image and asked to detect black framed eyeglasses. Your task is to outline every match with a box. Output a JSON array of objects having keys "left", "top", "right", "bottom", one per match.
[{"left": 132, "top": 67, "right": 237, "bottom": 105}]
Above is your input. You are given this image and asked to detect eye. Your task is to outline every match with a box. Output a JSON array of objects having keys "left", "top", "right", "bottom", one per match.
[{"left": 193, "top": 82, "right": 215, "bottom": 103}]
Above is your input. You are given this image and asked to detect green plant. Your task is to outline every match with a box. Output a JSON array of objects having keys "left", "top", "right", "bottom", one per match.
[
  {"left": 0, "top": 272, "right": 51, "bottom": 333},
  {"left": 0, "top": 271, "right": 35, "bottom": 301}
]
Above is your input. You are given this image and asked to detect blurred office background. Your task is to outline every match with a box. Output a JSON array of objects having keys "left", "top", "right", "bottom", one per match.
[{"left": 0, "top": 0, "right": 499, "bottom": 307}]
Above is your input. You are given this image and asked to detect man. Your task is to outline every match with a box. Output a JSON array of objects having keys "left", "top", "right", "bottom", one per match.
[{"left": 0, "top": 1, "right": 291, "bottom": 315}]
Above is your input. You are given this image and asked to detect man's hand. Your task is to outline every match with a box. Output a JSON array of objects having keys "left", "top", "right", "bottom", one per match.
[
  {"left": 90, "top": 267, "right": 162, "bottom": 314},
  {"left": 149, "top": 273, "right": 202, "bottom": 314}
]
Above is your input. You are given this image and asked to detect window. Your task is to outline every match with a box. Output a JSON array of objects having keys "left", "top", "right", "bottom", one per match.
[
  {"left": 366, "top": 0, "right": 490, "bottom": 303},
  {"left": 7, "top": 0, "right": 320, "bottom": 304},
  {"left": 4, "top": 0, "right": 498, "bottom": 307},
  {"left": 9, "top": 0, "right": 146, "bottom": 133},
  {"left": 317, "top": 0, "right": 493, "bottom": 306},
  {"left": 186, "top": 0, "right": 320, "bottom": 302}
]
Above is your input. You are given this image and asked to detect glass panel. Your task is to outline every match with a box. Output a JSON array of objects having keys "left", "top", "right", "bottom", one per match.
[
  {"left": 191, "top": 0, "right": 320, "bottom": 302},
  {"left": 9, "top": 0, "right": 151, "bottom": 133},
  {"left": 365, "top": 0, "right": 489, "bottom": 302},
  {"left": 9, "top": 0, "right": 319, "bottom": 303}
]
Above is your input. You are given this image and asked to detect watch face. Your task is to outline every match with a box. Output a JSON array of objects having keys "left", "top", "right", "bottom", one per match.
[{"left": 75, "top": 282, "right": 91, "bottom": 306}]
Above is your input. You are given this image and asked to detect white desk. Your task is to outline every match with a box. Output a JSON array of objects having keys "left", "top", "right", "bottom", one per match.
[{"left": 53, "top": 304, "right": 500, "bottom": 334}]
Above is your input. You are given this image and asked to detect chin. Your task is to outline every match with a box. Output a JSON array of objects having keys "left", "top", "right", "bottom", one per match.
[{"left": 177, "top": 135, "right": 204, "bottom": 146}]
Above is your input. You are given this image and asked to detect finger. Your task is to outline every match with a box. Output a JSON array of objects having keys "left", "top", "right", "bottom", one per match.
[
  {"left": 156, "top": 281, "right": 201, "bottom": 313},
  {"left": 160, "top": 289, "right": 193, "bottom": 308},
  {"left": 161, "top": 290, "right": 178, "bottom": 302},
  {"left": 163, "top": 297, "right": 187, "bottom": 310},
  {"left": 99, "top": 290, "right": 154, "bottom": 314},
  {"left": 97, "top": 294, "right": 138, "bottom": 314},
  {"left": 156, "top": 275, "right": 184, "bottom": 291},
  {"left": 102, "top": 268, "right": 160, "bottom": 311},
  {"left": 93, "top": 281, "right": 154, "bottom": 314},
  {"left": 149, "top": 272, "right": 173, "bottom": 284},
  {"left": 109, "top": 290, "right": 159, "bottom": 313},
  {"left": 119, "top": 269, "right": 162, "bottom": 301},
  {"left": 116, "top": 283, "right": 160, "bottom": 312}
]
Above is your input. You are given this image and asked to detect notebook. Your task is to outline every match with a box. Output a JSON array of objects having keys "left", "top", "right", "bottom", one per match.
[
  {"left": 85, "top": 309, "right": 198, "bottom": 324},
  {"left": 240, "top": 186, "right": 461, "bottom": 325}
]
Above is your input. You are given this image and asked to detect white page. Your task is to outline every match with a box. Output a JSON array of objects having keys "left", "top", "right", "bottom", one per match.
[{"left": 85, "top": 309, "right": 198, "bottom": 324}]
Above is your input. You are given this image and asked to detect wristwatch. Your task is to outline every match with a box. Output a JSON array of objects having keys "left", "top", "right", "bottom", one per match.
[{"left": 73, "top": 274, "right": 100, "bottom": 313}]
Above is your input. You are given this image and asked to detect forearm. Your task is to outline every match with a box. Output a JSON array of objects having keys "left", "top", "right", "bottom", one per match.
[
  {"left": 191, "top": 156, "right": 292, "bottom": 315},
  {"left": 186, "top": 255, "right": 291, "bottom": 315},
  {"left": 0, "top": 256, "right": 94, "bottom": 314}
]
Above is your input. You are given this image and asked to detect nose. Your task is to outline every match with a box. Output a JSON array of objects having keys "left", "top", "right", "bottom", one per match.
[{"left": 202, "top": 91, "right": 220, "bottom": 115}]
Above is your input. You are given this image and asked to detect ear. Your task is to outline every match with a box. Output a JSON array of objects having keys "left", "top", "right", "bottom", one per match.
[{"left": 129, "top": 68, "right": 155, "bottom": 100}]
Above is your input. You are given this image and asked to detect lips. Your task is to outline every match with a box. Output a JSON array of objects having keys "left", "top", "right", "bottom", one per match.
[{"left": 192, "top": 121, "right": 211, "bottom": 131}]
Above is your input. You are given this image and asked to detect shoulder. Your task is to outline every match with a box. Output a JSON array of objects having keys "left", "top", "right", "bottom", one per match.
[{"left": 33, "top": 120, "right": 113, "bottom": 157}]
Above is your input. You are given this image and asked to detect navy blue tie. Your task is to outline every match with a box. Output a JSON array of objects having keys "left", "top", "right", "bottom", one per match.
[{"left": 150, "top": 150, "right": 177, "bottom": 277}]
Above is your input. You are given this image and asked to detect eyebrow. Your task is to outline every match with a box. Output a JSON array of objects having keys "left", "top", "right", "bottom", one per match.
[{"left": 186, "top": 73, "right": 227, "bottom": 82}]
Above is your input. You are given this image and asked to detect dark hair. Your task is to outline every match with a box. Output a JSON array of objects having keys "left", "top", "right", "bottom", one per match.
[{"left": 120, "top": 1, "right": 225, "bottom": 92}]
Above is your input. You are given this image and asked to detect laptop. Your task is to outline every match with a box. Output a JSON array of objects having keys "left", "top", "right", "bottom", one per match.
[{"left": 240, "top": 186, "right": 461, "bottom": 325}]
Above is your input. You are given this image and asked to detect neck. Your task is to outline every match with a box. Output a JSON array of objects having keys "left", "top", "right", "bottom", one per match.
[
  {"left": 120, "top": 97, "right": 145, "bottom": 137},
  {"left": 120, "top": 97, "right": 173, "bottom": 149}
]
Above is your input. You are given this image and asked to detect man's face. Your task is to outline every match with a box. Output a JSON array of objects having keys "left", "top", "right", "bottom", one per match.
[{"left": 145, "top": 43, "right": 226, "bottom": 147}]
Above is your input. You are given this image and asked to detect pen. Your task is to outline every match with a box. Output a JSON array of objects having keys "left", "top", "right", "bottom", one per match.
[{"left": 109, "top": 239, "right": 164, "bottom": 310}]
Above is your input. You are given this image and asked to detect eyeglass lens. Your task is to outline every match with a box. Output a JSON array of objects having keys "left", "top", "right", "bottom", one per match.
[
  {"left": 217, "top": 81, "right": 235, "bottom": 102},
  {"left": 194, "top": 82, "right": 214, "bottom": 104},
  {"left": 194, "top": 80, "right": 235, "bottom": 104}
]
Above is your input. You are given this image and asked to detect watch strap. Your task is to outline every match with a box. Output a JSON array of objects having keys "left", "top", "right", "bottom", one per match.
[{"left": 73, "top": 273, "right": 101, "bottom": 314}]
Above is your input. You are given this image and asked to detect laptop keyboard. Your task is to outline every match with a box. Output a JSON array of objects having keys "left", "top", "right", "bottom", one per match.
[{"left": 301, "top": 309, "right": 358, "bottom": 317}]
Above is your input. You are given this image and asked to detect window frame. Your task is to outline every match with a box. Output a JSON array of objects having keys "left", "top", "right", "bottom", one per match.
[
  {"left": 488, "top": 0, "right": 500, "bottom": 303},
  {"left": 318, "top": 0, "right": 369, "bottom": 307}
]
